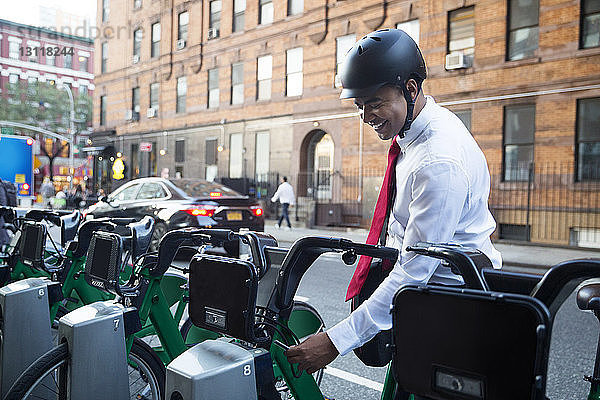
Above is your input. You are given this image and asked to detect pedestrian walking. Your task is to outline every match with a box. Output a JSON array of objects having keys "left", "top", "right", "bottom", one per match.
[{"left": 271, "top": 176, "right": 295, "bottom": 230}]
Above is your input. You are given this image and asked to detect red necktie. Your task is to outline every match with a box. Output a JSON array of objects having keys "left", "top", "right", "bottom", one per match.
[{"left": 346, "top": 138, "right": 401, "bottom": 301}]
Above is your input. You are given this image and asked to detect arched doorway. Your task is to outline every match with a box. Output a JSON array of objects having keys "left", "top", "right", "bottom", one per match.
[{"left": 299, "top": 130, "right": 334, "bottom": 201}]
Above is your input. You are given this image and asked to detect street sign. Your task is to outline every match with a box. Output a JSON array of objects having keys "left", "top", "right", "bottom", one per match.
[
  {"left": 140, "top": 142, "right": 152, "bottom": 152},
  {"left": 1, "top": 127, "right": 14, "bottom": 135}
]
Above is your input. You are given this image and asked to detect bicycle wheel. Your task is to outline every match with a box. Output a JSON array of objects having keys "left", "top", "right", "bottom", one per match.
[{"left": 5, "top": 338, "right": 165, "bottom": 400}]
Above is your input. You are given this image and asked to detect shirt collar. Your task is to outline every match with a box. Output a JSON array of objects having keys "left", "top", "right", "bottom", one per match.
[{"left": 395, "top": 95, "right": 436, "bottom": 152}]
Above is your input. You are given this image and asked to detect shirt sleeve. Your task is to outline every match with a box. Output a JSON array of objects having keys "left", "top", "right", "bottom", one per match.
[
  {"left": 271, "top": 185, "right": 281, "bottom": 203},
  {"left": 327, "top": 161, "right": 470, "bottom": 355}
]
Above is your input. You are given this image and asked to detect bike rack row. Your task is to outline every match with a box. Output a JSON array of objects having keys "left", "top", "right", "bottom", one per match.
[{"left": 2, "top": 205, "right": 600, "bottom": 400}]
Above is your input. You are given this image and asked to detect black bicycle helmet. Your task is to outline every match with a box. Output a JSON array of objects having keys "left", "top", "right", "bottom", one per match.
[{"left": 339, "top": 28, "right": 427, "bottom": 136}]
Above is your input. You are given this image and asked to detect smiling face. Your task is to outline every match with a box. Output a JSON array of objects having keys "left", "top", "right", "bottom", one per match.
[{"left": 354, "top": 85, "right": 408, "bottom": 141}]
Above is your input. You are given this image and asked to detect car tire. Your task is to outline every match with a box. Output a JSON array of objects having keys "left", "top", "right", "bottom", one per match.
[{"left": 150, "top": 222, "right": 167, "bottom": 253}]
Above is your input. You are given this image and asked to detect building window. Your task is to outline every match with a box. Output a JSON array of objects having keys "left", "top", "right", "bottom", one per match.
[
  {"left": 581, "top": 0, "right": 600, "bottom": 49},
  {"left": 102, "top": 0, "right": 109, "bottom": 22},
  {"left": 576, "top": 98, "right": 600, "bottom": 181},
  {"left": 8, "top": 74, "right": 18, "bottom": 85},
  {"left": 231, "top": 62, "right": 244, "bottom": 105},
  {"left": 176, "top": 76, "right": 187, "bottom": 113},
  {"left": 255, "top": 131, "right": 270, "bottom": 179},
  {"left": 100, "top": 95, "right": 107, "bottom": 126},
  {"left": 132, "top": 87, "right": 140, "bottom": 120},
  {"left": 453, "top": 109, "right": 472, "bottom": 131},
  {"left": 233, "top": 0, "right": 245, "bottom": 32},
  {"left": 205, "top": 138, "right": 218, "bottom": 181},
  {"left": 178, "top": 11, "right": 189, "bottom": 42},
  {"left": 335, "top": 34, "right": 355, "bottom": 88},
  {"left": 257, "top": 55, "right": 272, "bottom": 101},
  {"left": 101, "top": 42, "right": 108, "bottom": 73},
  {"left": 78, "top": 55, "right": 89, "bottom": 72},
  {"left": 229, "top": 133, "right": 243, "bottom": 178},
  {"left": 133, "top": 28, "right": 142, "bottom": 58},
  {"left": 27, "top": 77, "right": 37, "bottom": 95},
  {"left": 208, "top": 68, "right": 219, "bottom": 108},
  {"left": 503, "top": 104, "right": 535, "bottom": 181},
  {"left": 46, "top": 48, "right": 55, "bottom": 66},
  {"left": 64, "top": 54, "right": 73, "bottom": 69},
  {"left": 151, "top": 22, "right": 161, "bottom": 58},
  {"left": 175, "top": 139, "right": 185, "bottom": 163},
  {"left": 150, "top": 82, "right": 159, "bottom": 110},
  {"left": 9, "top": 41, "right": 19, "bottom": 60},
  {"left": 287, "top": 0, "right": 303, "bottom": 16},
  {"left": 27, "top": 43, "right": 38, "bottom": 63},
  {"left": 209, "top": 1, "right": 221, "bottom": 36},
  {"left": 396, "top": 19, "right": 420, "bottom": 44},
  {"left": 507, "top": 0, "right": 539, "bottom": 61},
  {"left": 259, "top": 0, "right": 273, "bottom": 25},
  {"left": 286, "top": 47, "right": 303, "bottom": 97},
  {"left": 448, "top": 6, "right": 475, "bottom": 62},
  {"left": 131, "top": 143, "right": 139, "bottom": 178},
  {"left": 79, "top": 85, "right": 88, "bottom": 95},
  {"left": 134, "top": 0, "right": 142, "bottom": 9}
]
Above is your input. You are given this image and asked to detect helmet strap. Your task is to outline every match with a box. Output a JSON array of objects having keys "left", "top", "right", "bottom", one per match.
[{"left": 397, "top": 81, "right": 421, "bottom": 139}]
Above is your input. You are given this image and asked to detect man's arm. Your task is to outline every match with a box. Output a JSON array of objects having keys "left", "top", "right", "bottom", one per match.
[
  {"left": 271, "top": 185, "right": 281, "bottom": 203},
  {"left": 287, "top": 161, "right": 470, "bottom": 370}
]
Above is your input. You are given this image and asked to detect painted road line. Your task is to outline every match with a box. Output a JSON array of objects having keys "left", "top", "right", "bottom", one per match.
[
  {"left": 324, "top": 367, "right": 384, "bottom": 392},
  {"left": 294, "top": 295, "right": 310, "bottom": 302}
]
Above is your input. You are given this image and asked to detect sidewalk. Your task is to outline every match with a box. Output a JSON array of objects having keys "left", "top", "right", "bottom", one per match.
[{"left": 264, "top": 219, "right": 600, "bottom": 271}]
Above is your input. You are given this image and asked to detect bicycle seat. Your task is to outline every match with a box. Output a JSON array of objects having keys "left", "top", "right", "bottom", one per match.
[
  {"left": 577, "top": 283, "right": 600, "bottom": 312},
  {"left": 129, "top": 216, "right": 155, "bottom": 259},
  {"left": 59, "top": 210, "right": 81, "bottom": 246},
  {"left": 0, "top": 206, "right": 15, "bottom": 221}
]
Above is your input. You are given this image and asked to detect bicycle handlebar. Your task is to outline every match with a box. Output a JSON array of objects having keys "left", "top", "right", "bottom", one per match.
[
  {"left": 149, "top": 228, "right": 234, "bottom": 277},
  {"left": 274, "top": 236, "right": 398, "bottom": 315},
  {"left": 406, "top": 242, "right": 489, "bottom": 291}
]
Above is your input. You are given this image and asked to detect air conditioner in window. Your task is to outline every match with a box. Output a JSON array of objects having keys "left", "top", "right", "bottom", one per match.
[
  {"left": 207, "top": 28, "right": 219, "bottom": 40},
  {"left": 132, "top": 54, "right": 140, "bottom": 64},
  {"left": 147, "top": 107, "right": 157, "bottom": 118},
  {"left": 125, "top": 110, "right": 133, "bottom": 121},
  {"left": 334, "top": 74, "right": 342, "bottom": 88},
  {"left": 176, "top": 39, "right": 186, "bottom": 50},
  {"left": 445, "top": 51, "right": 472, "bottom": 70}
]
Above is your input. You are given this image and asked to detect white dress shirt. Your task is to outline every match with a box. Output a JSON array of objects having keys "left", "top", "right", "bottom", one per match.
[
  {"left": 327, "top": 96, "right": 502, "bottom": 356},
  {"left": 271, "top": 182, "right": 296, "bottom": 205}
]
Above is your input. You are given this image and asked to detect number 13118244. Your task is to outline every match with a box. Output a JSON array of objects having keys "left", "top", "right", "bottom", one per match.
[{"left": 20, "top": 46, "right": 74, "bottom": 57}]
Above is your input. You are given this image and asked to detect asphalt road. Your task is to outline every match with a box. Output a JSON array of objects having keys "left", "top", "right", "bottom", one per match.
[{"left": 294, "top": 255, "right": 599, "bottom": 400}]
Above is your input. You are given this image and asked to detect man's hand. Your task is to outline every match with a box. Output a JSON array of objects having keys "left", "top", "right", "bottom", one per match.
[{"left": 285, "top": 332, "right": 339, "bottom": 374}]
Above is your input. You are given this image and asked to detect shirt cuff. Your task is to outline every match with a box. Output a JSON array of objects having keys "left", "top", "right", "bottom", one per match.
[{"left": 327, "top": 316, "right": 361, "bottom": 356}]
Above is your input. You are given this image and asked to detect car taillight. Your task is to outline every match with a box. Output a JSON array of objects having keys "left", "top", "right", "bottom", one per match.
[
  {"left": 250, "top": 205, "right": 263, "bottom": 217},
  {"left": 184, "top": 205, "right": 217, "bottom": 217}
]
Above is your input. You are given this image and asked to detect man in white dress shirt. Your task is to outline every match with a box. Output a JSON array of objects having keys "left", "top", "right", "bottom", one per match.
[
  {"left": 271, "top": 176, "right": 296, "bottom": 230},
  {"left": 285, "top": 29, "right": 502, "bottom": 378}
]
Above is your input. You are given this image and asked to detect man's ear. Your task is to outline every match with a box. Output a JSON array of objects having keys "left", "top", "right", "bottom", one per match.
[{"left": 406, "top": 79, "right": 419, "bottom": 101}]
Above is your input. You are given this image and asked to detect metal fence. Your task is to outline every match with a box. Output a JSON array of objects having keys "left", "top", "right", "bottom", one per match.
[
  {"left": 225, "top": 161, "right": 600, "bottom": 248},
  {"left": 489, "top": 161, "right": 600, "bottom": 247}
]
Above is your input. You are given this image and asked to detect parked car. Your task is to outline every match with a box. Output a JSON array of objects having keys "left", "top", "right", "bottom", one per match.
[{"left": 84, "top": 177, "right": 264, "bottom": 251}]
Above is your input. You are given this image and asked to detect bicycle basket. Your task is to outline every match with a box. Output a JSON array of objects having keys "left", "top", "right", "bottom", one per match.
[
  {"left": 19, "top": 221, "right": 46, "bottom": 269},
  {"left": 391, "top": 285, "right": 551, "bottom": 400},
  {"left": 84, "top": 231, "right": 123, "bottom": 294},
  {"left": 189, "top": 254, "right": 259, "bottom": 343}
]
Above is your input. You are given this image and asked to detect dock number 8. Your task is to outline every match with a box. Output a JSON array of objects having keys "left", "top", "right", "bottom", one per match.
[{"left": 243, "top": 365, "right": 252, "bottom": 376}]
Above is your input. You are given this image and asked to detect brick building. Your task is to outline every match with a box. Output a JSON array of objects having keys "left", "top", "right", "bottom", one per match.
[
  {"left": 0, "top": 18, "right": 95, "bottom": 189},
  {"left": 92, "top": 0, "right": 600, "bottom": 246}
]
